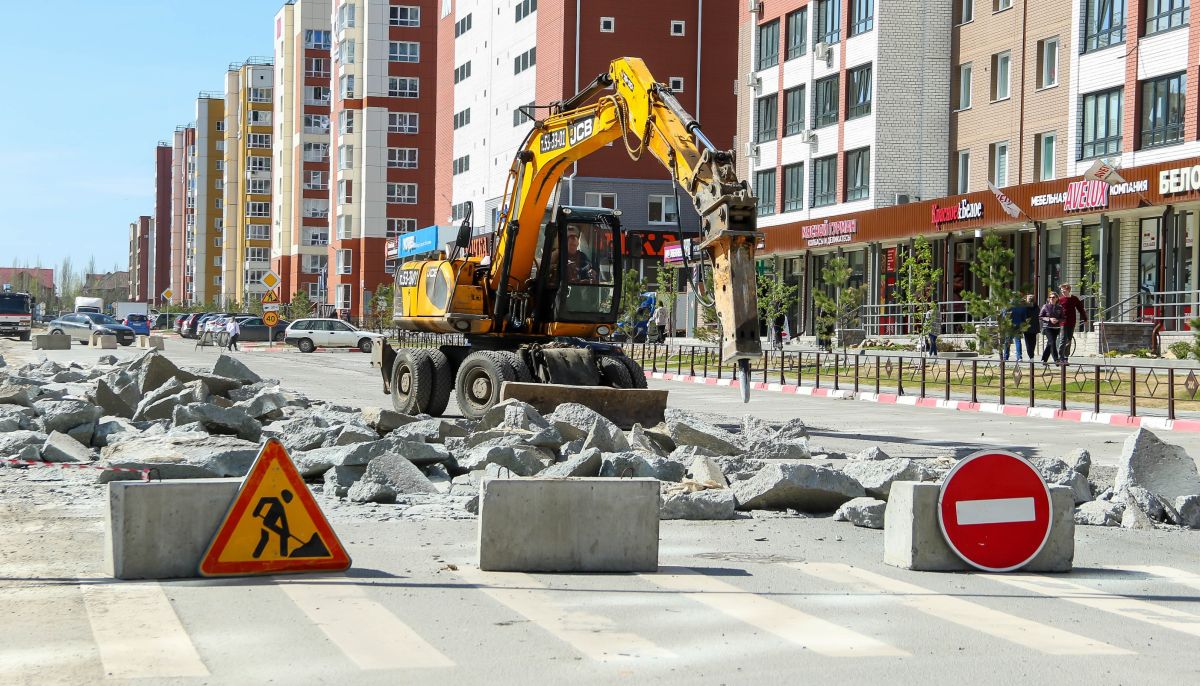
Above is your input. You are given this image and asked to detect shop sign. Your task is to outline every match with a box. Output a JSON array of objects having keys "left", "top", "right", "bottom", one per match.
[
  {"left": 930, "top": 199, "right": 983, "bottom": 226},
  {"left": 1160, "top": 164, "right": 1200, "bottom": 195},
  {"left": 1063, "top": 179, "right": 1108, "bottom": 212},
  {"left": 884, "top": 247, "right": 897, "bottom": 272},
  {"left": 663, "top": 239, "right": 699, "bottom": 264},
  {"left": 1032, "top": 178, "right": 1149, "bottom": 208},
  {"left": 801, "top": 219, "right": 858, "bottom": 247},
  {"left": 385, "top": 239, "right": 398, "bottom": 259}
]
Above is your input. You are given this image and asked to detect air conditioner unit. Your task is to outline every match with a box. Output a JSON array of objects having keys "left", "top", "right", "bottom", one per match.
[
  {"left": 745, "top": 142, "right": 759, "bottom": 160},
  {"left": 748, "top": 1, "right": 762, "bottom": 14},
  {"left": 814, "top": 42, "right": 832, "bottom": 63},
  {"left": 894, "top": 194, "right": 921, "bottom": 205},
  {"left": 798, "top": 130, "right": 816, "bottom": 143},
  {"left": 746, "top": 73, "right": 762, "bottom": 92}
]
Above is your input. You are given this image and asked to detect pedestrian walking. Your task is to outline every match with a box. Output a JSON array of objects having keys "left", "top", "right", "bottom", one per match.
[
  {"left": 1039, "top": 292, "right": 1064, "bottom": 365},
  {"left": 923, "top": 300, "right": 941, "bottom": 357},
  {"left": 1021, "top": 294, "right": 1040, "bottom": 361},
  {"left": 1003, "top": 294, "right": 1036, "bottom": 361},
  {"left": 1057, "top": 283, "right": 1089, "bottom": 365},
  {"left": 651, "top": 301, "right": 669, "bottom": 344},
  {"left": 225, "top": 316, "right": 241, "bottom": 352}
]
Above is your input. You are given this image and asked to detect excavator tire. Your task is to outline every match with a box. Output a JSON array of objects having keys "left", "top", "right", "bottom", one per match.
[
  {"left": 391, "top": 349, "right": 434, "bottom": 415},
  {"left": 617, "top": 355, "right": 648, "bottom": 389},
  {"left": 598, "top": 354, "right": 634, "bottom": 389},
  {"left": 425, "top": 348, "right": 453, "bottom": 417},
  {"left": 455, "top": 351, "right": 516, "bottom": 420},
  {"left": 498, "top": 350, "right": 534, "bottom": 383}
]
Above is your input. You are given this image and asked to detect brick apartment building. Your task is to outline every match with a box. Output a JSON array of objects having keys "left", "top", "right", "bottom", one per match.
[
  {"left": 127, "top": 216, "right": 151, "bottom": 301},
  {"left": 152, "top": 143, "right": 172, "bottom": 304}
]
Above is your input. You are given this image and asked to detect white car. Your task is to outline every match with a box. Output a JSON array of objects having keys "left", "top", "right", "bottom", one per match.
[{"left": 284, "top": 318, "right": 386, "bottom": 353}]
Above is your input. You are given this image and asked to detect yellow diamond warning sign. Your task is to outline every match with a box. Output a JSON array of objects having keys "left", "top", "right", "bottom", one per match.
[{"left": 199, "top": 439, "right": 351, "bottom": 576}]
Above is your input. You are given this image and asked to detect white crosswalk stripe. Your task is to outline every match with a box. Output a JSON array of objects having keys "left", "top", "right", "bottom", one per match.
[
  {"left": 791, "top": 562, "right": 1130, "bottom": 655},
  {"left": 79, "top": 582, "right": 209, "bottom": 679},
  {"left": 1102, "top": 565, "right": 1200, "bottom": 593}
]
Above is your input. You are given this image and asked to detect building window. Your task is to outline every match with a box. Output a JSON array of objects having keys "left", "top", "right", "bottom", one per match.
[
  {"left": 307, "top": 282, "right": 324, "bottom": 300},
  {"left": 214, "top": 197, "right": 223, "bottom": 210},
  {"left": 304, "top": 30, "right": 331, "bottom": 49},
  {"left": 994, "top": 0, "right": 1013, "bottom": 10},
  {"left": 668, "top": 77, "right": 685, "bottom": 93},
  {"left": 336, "top": 2, "right": 355, "bottom": 30},
  {"left": 756, "top": 19, "right": 779, "bottom": 70},
  {"left": 991, "top": 51, "right": 1011, "bottom": 100},
  {"left": 389, "top": 41, "right": 420, "bottom": 63},
  {"left": 755, "top": 170, "right": 777, "bottom": 216},
  {"left": 248, "top": 88, "right": 271, "bottom": 103},
  {"left": 956, "top": 150, "right": 970, "bottom": 194},
  {"left": 959, "top": 0, "right": 974, "bottom": 23},
  {"left": 247, "top": 202, "right": 271, "bottom": 218},
  {"left": 337, "top": 38, "right": 355, "bottom": 64},
  {"left": 647, "top": 195, "right": 678, "bottom": 223},
  {"left": 847, "top": 64, "right": 872, "bottom": 119},
  {"left": 336, "top": 284, "right": 352, "bottom": 309},
  {"left": 306, "top": 86, "right": 331, "bottom": 106},
  {"left": 387, "top": 218, "right": 417, "bottom": 238},
  {"left": 1080, "top": 86, "right": 1123, "bottom": 159},
  {"left": 584, "top": 192, "right": 617, "bottom": 209},
  {"left": 455, "top": 14, "right": 472, "bottom": 36},
  {"left": 336, "top": 250, "right": 352, "bottom": 276},
  {"left": 514, "top": 47, "right": 536, "bottom": 75},
  {"left": 958, "top": 63, "right": 973, "bottom": 109},
  {"left": 338, "top": 179, "right": 352, "bottom": 204},
  {"left": 302, "top": 254, "right": 327, "bottom": 274},
  {"left": 600, "top": 17, "right": 615, "bottom": 32},
  {"left": 515, "top": 0, "right": 537, "bottom": 22},
  {"left": 784, "top": 86, "right": 806, "bottom": 135},
  {"left": 215, "top": 120, "right": 225, "bottom": 133},
  {"left": 1083, "top": 0, "right": 1125, "bottom": 53},
  {"left": 248, "top": 156, "right": 271, "bottom": 172},
  {"left": 782, "top": 163, "right": 804, "bottom": 212},
  {"left": 1147, "top": 0, "right": 1189, "bottom": 35},
  {"left": 989, "top": 141, "right": 1009, "bottom": 186},
  {"left": 303, "top": 199, "right": 329, "bottom": 219},
  {"left": 387, "top": 183, "right": 417, "bottom": 204},
  {"left": 1141, "top": 72, "right": 1186, "bottom": 148},
  {"left": 338, "top": 144, "right": 354, "bottom": 171},
  {"left": 389, "top": 147, "right": 419, "bottom": 169},
  {"left": 1036, "top": 133, "right": 1056, "bottom": 181},
  {"left": 452, "top": 156, "right": 469, "bottom": 175},
  {"left": 306, "top": 171, "right": 329, "bottom": 191},
  {"left": 812, "top": 156, "right": 837, "bottom": 207},
  {"left": 339, "top": 110, "right": 355, "bottom": 135},
  {"left": 247, "top": 225, "right": 270, "bottom": 241},
  {"left": 845, "top": 147, "right": 871, "bottom": 201},
  {"left": 1037, "top": 38, "right": 1059, "bottom": 89},
  {"left": 339, "top": 74, "right": 355, "bottom": 99},
  {"left": 305, "top": 58, "right": 330, "bottom": 77},
  {"left": 453, "top": 108, "right": 471, "bottom": 129},
  {"left": 389, "top": 112, "right": 418, "bottom": 134},
  {"left": 453, "top": 62, "right": 471, "bottom": 83},
  {"left": 390, "top": 5, "right": 420, "bottom": 27},
  {"left": 303, "top": 143, "right": 329, "bottom": 163},
  {"left": 755, "top": 94, "right": 778, "bottom": 143},
  {"left": 388, "top": 77, "right": 419, "bottom": 98},
  {"left": 248, "top": 133, "right": 271, "bottom": 149},
  {"left": 785, "top": 9, "right": 808, "bottom": 59},
  {"left": 214, "top": 178, "right": 224, "bottom": 191},
  {"left": 814, "top": 75, "right": 839, "bottom": 128},
  {"left": 815, "top": 0, "right": 841, "bottom": 45},
  {"left": 338, "top": 214, "right": 353, "bottom": 239},
  {"left": 248, "top": 110, "right": 271, "bottom": 126},
  {"left": 850, "top": 0, "right": 874, "bottom": 35},
  {"left": 513, "top": 102, "right": 535, "bottom": 126},
  {"left": 671, "top": 20, "right": 686, "bottom": 36},
  {"left": 248, "top": 179, "right": 270, "bottom": 194}
]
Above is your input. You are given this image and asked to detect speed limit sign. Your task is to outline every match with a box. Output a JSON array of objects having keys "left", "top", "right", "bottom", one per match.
[{"left": 263, "top": 311, "right": 279, "bottom": 327}]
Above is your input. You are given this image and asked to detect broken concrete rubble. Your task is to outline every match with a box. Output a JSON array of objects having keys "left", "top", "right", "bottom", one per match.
[
  {"left": 732, "top": 463, "right": 865, "bottom": 512},
  {"left": 841, "top": 458, "right": 932, "bottom": 500},
  {"left": 833, "top": 497, "right": 887, "bottom": 529},
  {"left": 659, "top": 488, "right": 737, "bottom": 520}
]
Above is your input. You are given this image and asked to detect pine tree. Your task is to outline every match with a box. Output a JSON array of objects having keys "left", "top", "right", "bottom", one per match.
[
  {"left": 962, "top": 231, "right": 1020, "bottom": 354},
  {"left": 897, "top": 234, "right": 943, "bottom": 342}
]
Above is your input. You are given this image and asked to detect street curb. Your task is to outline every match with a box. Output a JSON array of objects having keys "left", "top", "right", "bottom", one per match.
[
  {"left": 237, "top": 343, "right": 364, "bottom": 354},
  {"left": 645, "top": 371, "right": 1200, "bottom": 433}
]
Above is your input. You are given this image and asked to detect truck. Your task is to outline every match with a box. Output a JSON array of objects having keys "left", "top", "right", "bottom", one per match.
[
  {"left": 376, "top": 57, "right": 761, "bottom": 420},
  {"left": 75, "top": 297, "right": 104, "bottom": 314},
  {"left": 113, "top": 302, "right": 150, "bottom": 321},
  {"left": 0, "top": 289, "right": 34, "bottom": 342}
]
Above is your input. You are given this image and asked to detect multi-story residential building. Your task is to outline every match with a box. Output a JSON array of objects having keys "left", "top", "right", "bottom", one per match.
[
  {"left": 274, "top": 0, "right": 334, "bottom": 308},
  {"left": 152, "top": 143, "right": 172, "bottom": 304},
  {"left": 223, "top": 57, "right": 276, "bottom": 307},
  {"left": 170, "top": 126, "right": 192, "bottom": 302},
  {"left": 128, "top": 216, "right": 151, "bottom": 302},
  {"left": 329, "top": 0, "right": 438, "bottom": 319},
  {"left": 179, "top": 95, "right": 225, "bottom": 306},
  {"left": 436, "top": 0, "right": 740, "bottom": 281}
]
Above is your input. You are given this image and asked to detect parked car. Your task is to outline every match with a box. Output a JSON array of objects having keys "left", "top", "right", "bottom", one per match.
[
  {"left": 235, "top": 316, "right": 291, "bottom": 342},
  {"left": 48, "top": 312, "right": 136, "bottom": 346},
  {"left": 198, "top": 313, "right": 239, "bottom": 336},
  {"left": 122, "top": 313, "right": 151, "bottom": 336},
  {"left": 284, "top": 318, "right": 386, "bottom": 353},
  {"left": 149, "top": 312, "right": 174, "bottom": 330},
  {"left": 181, "top": 313, "right": 207, "bottom": 338},
  {"left": 174, "top": 314, "right": 188, "bottom": 334}
]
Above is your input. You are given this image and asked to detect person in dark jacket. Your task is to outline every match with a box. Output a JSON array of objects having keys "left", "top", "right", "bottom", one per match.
[
  {"left": 1039, "top": 292, "right": 1064, "bottom": 365},
  {"left": 1003, "top": 295, "right": 1034, "bottom": 361},
  {"left": 1021, "top": 294, "right": 1040, "bottom": 361},
  {"left": 1057, "top": 284, "right": 1089, "bottom": 364}
]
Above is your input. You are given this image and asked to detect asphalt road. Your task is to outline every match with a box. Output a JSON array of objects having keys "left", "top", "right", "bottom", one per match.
[{"left": 2, "top": 337, "right": 1199, "bottom": 684}]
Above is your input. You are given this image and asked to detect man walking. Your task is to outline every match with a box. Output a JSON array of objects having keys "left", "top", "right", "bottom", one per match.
[
  {"left": 652, "top": 301, "right": 669, "bottom": 344},
  {"left": 1058, "top": 284, "right": 1088, "bottom": 365},
  {"left": 225, "top": 316, "right": 241, "bottom": 352}
]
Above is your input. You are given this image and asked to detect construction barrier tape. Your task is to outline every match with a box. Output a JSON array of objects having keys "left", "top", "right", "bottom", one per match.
[{"left": 1, "top": 457, "right": 153, "bottom": 481}]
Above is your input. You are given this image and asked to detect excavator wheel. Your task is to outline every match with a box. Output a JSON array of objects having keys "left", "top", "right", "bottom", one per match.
[
  {"left": 498, "top": 350, "right": 535, "bottom": 382},
  {"left": 391, "top": 349, "right": 435, "bottom": 415},
  {"left": 425, "top": 349, "right": 454, "bottom": 417},
  {"left": 455, "top": 351, "right": 516, "bottom": 420},
  {"left": 597, "top": 354, "right": 634, "bottom": 389},
  {"left": 617, "top": 355, "right": 648, "bottom": 389}
]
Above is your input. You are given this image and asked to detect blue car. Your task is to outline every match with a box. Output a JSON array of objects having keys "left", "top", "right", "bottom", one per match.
[{"left": 122, "top": 313, "right": 151, "bottom": 336}]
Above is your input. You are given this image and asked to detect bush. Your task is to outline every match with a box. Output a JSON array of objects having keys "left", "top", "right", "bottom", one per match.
[{"left": 1168, "top": 341, "right": 1194, "bottom": 361}]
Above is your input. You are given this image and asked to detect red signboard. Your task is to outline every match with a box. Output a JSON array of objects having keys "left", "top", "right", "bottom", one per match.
[{"left": 938, "top": 450, "right": 1053, "bottom": 572}]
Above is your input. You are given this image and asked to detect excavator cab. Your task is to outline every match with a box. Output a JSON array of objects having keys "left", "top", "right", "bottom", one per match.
[{"left": 531, "top": 205, "right": 621, "bottom": 329}]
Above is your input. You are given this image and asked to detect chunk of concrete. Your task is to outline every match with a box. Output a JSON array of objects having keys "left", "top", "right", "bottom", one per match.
[
  {"left": 478, "top": 478, "right": 659, "bottom": 572},
  {"left": 851, "top": 446, "right": 891, "bottom": 461},
  {"left": 105, "top": 478, "right": 242, "bottom": 579},
  {"left": 32, "top": 334, "right": 71, "bottom": 351},
  {"left": 41, "top": 431, "right": 94, "bottom": 463},
  {"left": 732, "top": 463, "right": 865, "bottom": 512},
  {"left": 323, "top": 465, "right": 366, "bottom": 498},
  {"left": 90, "top": 334, "right": 118, "bottom": 349},
  {"left": 212, "top": 354, "right": 261, "bottom": 384},
  {"left": 1033, "top": 457, "right": 1093, "bottom": 505},
  {"left": 1074, "top": 500, "right": 1124, "bottom": 527},
  {"left": 834, "top": 497, "right": 887, "bottom": 529},
  {"left": 361, "top": 454, "right": 438, "bottom": 495},
  {"left": 501, "top": 383, "right": 667, "bottom": 430},
  {"left": 546, "top": 403, "right": 619, "bottom": 442},
  {"left": 882, "top": 481, "right": 1074, "bottom": 572},
  {"left": 659, "top": 488, "right": 737, "bottom": 520},
  {"left": 688, "top": 455, "right": 728, "bottom": 487},
  {"left": 138, "top": 335, "right": 165, "bottom": 350},
  {"left": 172, "top": 403, "right": 262, "bottom": 442},
  {"left": 539, "top": 448, "right": 602, "bottom": 478},
  {"left": 1174, "top": 495, "right": 1200, "bottom": 529},
  {"left": 361, "top": 406, "right": 417, "bottom": 434},
  {"left": 582, "top": 416, "right": 631, "bottom": 453},
  {"left": 1114, "top": 428, "right": 1200, "bottom": 505},
  {"left": 842, "top": 458, "right": 933, "bottom": 499},
  {"left": 98, "top": 434, "right": 260, "bottom": 481},
  {"left": 35, "top": 399, "right": 102, "bottom": 434}
]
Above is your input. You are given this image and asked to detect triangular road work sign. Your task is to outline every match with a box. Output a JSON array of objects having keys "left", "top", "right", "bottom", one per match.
[
  {"left": 199, "top": 439, "right": 351, "bottom": 576},
  {"left": 261, "top": 289, "right": 280, "bottom": 304}
]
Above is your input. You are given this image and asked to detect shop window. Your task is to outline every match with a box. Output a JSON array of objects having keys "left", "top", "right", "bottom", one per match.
[{"left": 1140, "top": 218, "right": 1161, "bottom": 294}]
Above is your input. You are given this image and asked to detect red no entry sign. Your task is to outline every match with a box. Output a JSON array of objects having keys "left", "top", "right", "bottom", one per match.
[{"left": 938, "top": 450, "right": 1053, "bottom": 572}]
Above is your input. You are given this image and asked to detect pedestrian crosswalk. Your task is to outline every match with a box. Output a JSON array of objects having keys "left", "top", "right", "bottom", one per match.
[{"left": 2, "top": 562, "right": 1200, "bottom": 681}]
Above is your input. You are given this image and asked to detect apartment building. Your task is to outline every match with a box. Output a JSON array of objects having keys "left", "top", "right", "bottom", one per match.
[
  {"left": 328, "top": 0, "right": 438, "bottom": 319},
  {"left": 170, "top": 126, "right": 191, "bottom": 302},
  {"left": 222, "top": 58, "right": 276, "bottom": 306},
  {"left": 437, "top": 0, "right": 740, "bottom": 280},
  {"left": 274, "top": 0, "right": 334, "bottom": 307},
  {"left": 178, "top": 94, "right": 226, "bottom": 306},
  {"left": 128, "top": 216, "right": 151, "bottom": 302},
  {"left": 152, "top": 143, "right": 172, "bottom": 304}
]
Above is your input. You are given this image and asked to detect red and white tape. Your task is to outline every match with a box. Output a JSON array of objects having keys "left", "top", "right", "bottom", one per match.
[{"left": 1, "top": 457, "right": 153, "bottom": 481}]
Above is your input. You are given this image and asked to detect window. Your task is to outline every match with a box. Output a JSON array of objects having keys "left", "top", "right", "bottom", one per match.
[
  {"left": 213, "top": 276, "right": 222, "bottom": 287},
  {"left": 959, "top": 0, "right": 974, "bottom": 23},
  {"left": 1147, "top": 0, "right": 1189, "bottom": 34},
  {"left": 338, "top": 179, "right": 352, "bottom": 204},
  {"left": 304, "top": 30, "right": 331, "bottom": 49},
  {"left": 584, "top": 192, "right": 617, "bottom": 209},
  {"left": 453, "top": 108, "right": 471, "bottom": 129},
  {"left": 339, "top": 74, "right": 355, "bottom": 99},
  {"left": 390, "top": 5, "right": 420, "bottom": 27},
  {"left": 956, "top": 150, "right": 971, "bottom": 194},
  {"left": 1037, "top": 38, "right": 1058, "bottom": 88},
  {"left": 306, "top": 282, "right": 324, "bottom": 299},
  {"left": 246, "top": 247, "right": 269, "bottom": 263},
  {"left": 784, "top": 86, "right": 806, "bottom": 135},
  {"left": 1141, "top": 72, "right": 1186, "bottom": 148},
  {"left": 850, "top": 0, "right": 874, "bottom": 35},
  {"left": 387, "top": 218, "right": 417, "bottom": 238},
  {"left": 215, "top": 140, "right": 225, "bottom": 152},
  {"left": 387, "top": 183, "right": 417, "bottom": 204},
  {"left": 214, "top": 178, "right": 224, "bottom": 191},
  {"left": 303, "top": 228, "right": 329, "bottom": 247},
  {"left": 339, "top": 110, "right": 354, "bottom": 135},
  {"left": 306, "top": 87, "right": 331, "bottom": 105},
  {"left": 991, "top": 52, "right": 1011, "bottom": 100},
  {"left": 755, "top": 94, "right": 778, "bottom": 143},
  {"left": 303, "top": 199, "right": 329, "bottom": 219},
  {"left": 785, "top": 9, "right": 808, "bottom": 59},
  {"left": 1080, "top": 87, "right": 1123, "bottom": 158},
  {"left": 389, "top": 112, "right": 418, "bottom": 134},
  {"left": 338, "top": 38, "right": 355, "bottom": 64},
  {"left": 305, "top": 57, "right": 330, "bottom": 77},
  {"left": 248, "top": 179, "right": 270, "bottom": 194},
  {"left": 958, "top": 64, "right": 973, "bottom": 109},
  {"left": 336, "top": 284, "right": 352, "bottom": 309},
  {"left": 452, "top": 155, "right": 470, "bottom": 175},
  {"left": 214, "top": 197, "right": 223, "bottom": 210},
  {"left": 455, "top": 14, "right": 472, "bottom": 36},
  {"left": 248, "top": 156, "right": 271, "bottom": 172},
  {"left": 338, "top": 144, "right": 354, "bottom": 171},
  {"left": 845, "top": 147, "right": 871, "bottom": 201},
  {"left": 389, "top": 148, "right": 419, "bottom": 169},
  {"left": 514, "top": 47, "right": 536, "bottom": 75},
  {"left": 989, "top": 141, "right": 1009, "bottom": 186},
  {"left": 668, "top": 77, "right": 685, "bottom": 93},
  {"left": 336, "top": 2, "right": 355, "bottom": 30},
  {"left": 337, "top": 250, "right": 353, "bottom": 275},
  {"left": 247, "top": 202, "right": 271, "bottom": 218},
  {"left": 755, "top": 170, "right": 777, "bottom": 216},
  {"left": 303, "top": 143, "right": 329, "bottom": 163},
  {"left": 248, "top": 110, "right": 271, "bottom": 126},
  {"left": 756, "top": 19, "right": 780, "bottom": 70},
  {"left": 388, "top": 77, "right": 419, "bottom": 98},
  {"left": 600, "top": 17, "right": 615, "bottom": 32},
  {"left": 812, "top": 156, "right": 837, "bottom": 207},
  {"left": 306, "top": 171, "right": 329, "bottom": 191},
  {"left": 248, "top": 133, "right": 271, "bottom": 149},
  {"left": 513, "top": 102, "right": 535, "bottom": 126},
  {"left": 815, "top": 0, "right": 841, "bottom": 45},
  {"left": 454, "top": 62, "right": 471, "bottom": 83},
  {"left": 994, "top": 0, "right": 1012, "bottom": 10},
  {"left": 671, "top": 20, "right": 686, "bottom": 36},
  {"left": 648, "top": 195, "right": 678, "bottom": 223},
  {"left": 515, "top": 0, "right": 537, "bottom": 22},
  {"left": 1036, "top": 133, "right": 1056, "bottom": 181},
  {"left": 1083, "top": 0, "right": 1125, "bottom": 52},
  {"left": 338, "top": 214, "right": 353, "bottom": 239},
  {"left": 247, "top": 224, "right": 270, "bottom": 241},
  {"left": 814, "top": 75, "right": 839, "bottom": 128},
  {"left": 249, "top": 88, "right": 271, "bottom": 103},
  {"left": 389, "top": 41, "right": 420, "bottom": 63},
  {"left": 847, "top": 64, "right": 872, "bottom": 118},
  {"left": 782, "top": 163, "right": 804, "bottom": 211},
  {"left": 215, "top": 121, "right": 225, "bottom": 133}
]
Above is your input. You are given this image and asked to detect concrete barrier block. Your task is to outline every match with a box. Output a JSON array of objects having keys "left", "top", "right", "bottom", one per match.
[
  {"left": 90, "top": 333, "right": 118, "bottom": 349},
  {"left": 501, "top": 382, "right": 668, "bottom": 429},
  {"left": 883, "top": 482, "right": 1074, "bottom": 573},
  {"left": 138, "top": 335, "right": 165, "bottom": 350},
  {"left": 32, "top": 334, "right": 71, "bottom": 350},
  {"left": 105, "top": 478, "right": 242, "bottom": 579},
  {"left": 478, "top": 477, "right": 659, "bottom": 572}
]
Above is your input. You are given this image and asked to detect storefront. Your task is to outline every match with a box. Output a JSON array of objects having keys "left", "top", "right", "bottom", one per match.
[{"left": 760, "top": 157, "right": 1200, "bottom": 336}]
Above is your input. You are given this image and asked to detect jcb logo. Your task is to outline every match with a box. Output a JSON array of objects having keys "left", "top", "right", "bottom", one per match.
[{"left": 568, "top": 117, "right": 594, "bottom": 146}]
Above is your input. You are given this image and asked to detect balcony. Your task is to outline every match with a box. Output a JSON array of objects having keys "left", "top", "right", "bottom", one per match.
[
  {"left": 246, "top": 170, "right": 271, "bottom": 181},
  {"left": 244, "top": 258, "right": 270, "bottom": 270}
]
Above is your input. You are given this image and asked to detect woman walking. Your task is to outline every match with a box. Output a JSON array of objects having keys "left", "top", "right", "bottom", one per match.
[{"left": 1039, "top": 292, "right": 1064, "bottom": 365}]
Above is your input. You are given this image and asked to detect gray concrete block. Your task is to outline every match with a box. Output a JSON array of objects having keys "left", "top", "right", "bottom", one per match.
[
  {"left": 478, "top": 477, "right": 659, "bottom": 572},
  {"left": 138, "top": 335, "right": 165, "bottom": 350},
  {"left": 105, "top": 478, "right": 242, "bottom": 579},
  {"left": 32, "top": 334, "right": 70, "bottom": 350},
  {"left": 90, "top": 334, "right": 117, "bottom": 349},
  {"left": 883, "top": 482, "right": 1074, "bottom": 573}
]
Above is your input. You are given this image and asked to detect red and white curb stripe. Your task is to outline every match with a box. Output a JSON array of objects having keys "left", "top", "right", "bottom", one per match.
[
  {"left": 646, "top": 371, "right": 1200, "bottom": 433},
  {"left": 1, "top": 458, "right": 153, "bottom": 480}
]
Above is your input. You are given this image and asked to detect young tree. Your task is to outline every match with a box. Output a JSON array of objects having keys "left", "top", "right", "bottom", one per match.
[
  {"left": 897, "top": 234, "right": 944, "bottom": 343},
  {"left": 756, "top": 270, "right": 799, "bottom": 343},
  {"left": 616, "top": 268, "right": 647, "bottom": 341},
  {"left": 1080, "top": 234, "right": 1102, "bottom": 320},
  {"left": 371, "top": 284, "right": 395, "bottom": 332},
  {"left": 289, "top": 289, "right": 313, "bottom": 320},
  {"left": 655, "top": 266, "right": 678, "bottom": 336},
  {"left": 812, "top": 256, "right": 864, "bottom": 352},
  {"left": 695, "top": 264, "right": 721, "bottom": 344},
  {"left": 962, "top": 231, "right": 1020, "bottom": 354}
]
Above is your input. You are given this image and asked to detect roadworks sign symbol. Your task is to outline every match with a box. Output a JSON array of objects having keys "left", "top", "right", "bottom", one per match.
[
  {"left": 261, "top": 289, "right": 280, "bottom": 304},
  {"left": 199, "top": 439, "right": 351, "bottom": 576}
]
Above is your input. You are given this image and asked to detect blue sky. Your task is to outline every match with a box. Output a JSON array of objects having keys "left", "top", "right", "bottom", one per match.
[{"left": 0, "top": 1, "right": 281, "bottom": 274}]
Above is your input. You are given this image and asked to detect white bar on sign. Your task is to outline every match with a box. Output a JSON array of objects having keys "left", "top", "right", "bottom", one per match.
[{"left": 955, "top": 497, "right": 1036, "bottom": 525}]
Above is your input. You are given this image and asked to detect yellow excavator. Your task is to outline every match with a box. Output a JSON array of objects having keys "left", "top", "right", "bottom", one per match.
[{"left": 376, "top": 57, "right": 761, "bottom": 419}]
